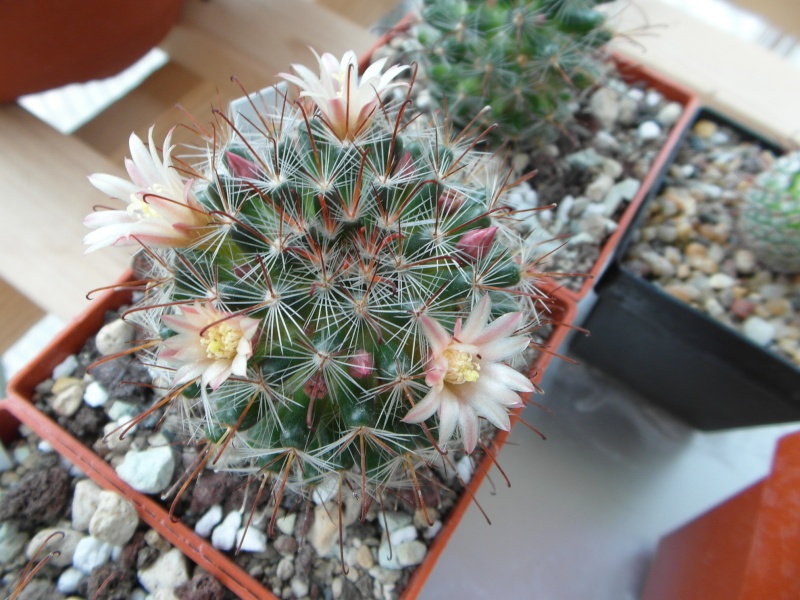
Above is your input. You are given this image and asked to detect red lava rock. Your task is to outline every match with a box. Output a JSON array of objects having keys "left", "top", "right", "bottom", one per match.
[
  {"left": 175, "top": 572, "right": 227, "bottom": 600},
  {"left": 731, "top": 298, "right": 756, "bottom": 319},
  {"left": 0, "top": 464, "right": 70, "bottom": 529}
]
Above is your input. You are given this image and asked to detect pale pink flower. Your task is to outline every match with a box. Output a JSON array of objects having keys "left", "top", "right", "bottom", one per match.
[
  {"left": 280, "top": 49, "right": 409, "bottom": 141},
  {"left": 403, "top": 295, "right": 534, "bottom": 454},
  {"left": 160, "top": 302, "right": 260, "bottom": 391},
  {"left": 84, "top": 127, "right": 210, "bottom": 252}
]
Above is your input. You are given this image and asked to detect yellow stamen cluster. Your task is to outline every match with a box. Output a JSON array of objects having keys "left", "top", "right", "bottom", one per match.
[
  {"left": 127, "top": 195, "right": 161, "bottom": 220},
  {"left": 443, "top": 348, "right": 480, "bottom": 384},
  {"left": 201, "top": 323, "right": 242, "bottom": 360}
]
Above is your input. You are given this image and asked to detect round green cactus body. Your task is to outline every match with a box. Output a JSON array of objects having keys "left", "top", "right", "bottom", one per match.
[
  {"left": 417, "top": 0, "right": 612, "bottom": 150},
  {"left": 740, "top": 151, "right": 800, "bottom": 274},
  {"left": 84, "top": 51, "right": 555, "bottom": 507}
]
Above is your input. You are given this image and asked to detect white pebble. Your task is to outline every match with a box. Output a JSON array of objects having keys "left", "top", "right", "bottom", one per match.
[
  {"left": 656, "top": 102, "right": 682, "bottom": 127},
  {"left": 95, "top": 319, "right": 135, "bottom": 356},
  {"left": 235, "top": 526, "right": 267, "bottom": 553},
  {"left": 396, "top": 541, "right": 427, "bottom": 567},
  {"left": 56, "top": 567, "right": 84, "bottom": 594},
  {"left": 291, "top": 576, "right": 310, "bottom": 598},
  {"left": 389, "top": 525, "right": 418, "bottom": 546},
  {"left": 637, "top": 120, "right": 662, "bottom": 140},
  {"left": 52, "top": 355, "right": 79, "bottom": 379},
  {"left": 115, "top": 446, "right": 175, "bottom": 494},
  {"left": 456, "top": 455, "right": 474, "bottom": 484},
  {"left": 423, "top": 520, "right": 443, "bottom": 540},
  {"left": 195, "top": 505, "right": 223, "bottom": 538},
  {"left": 277, "top": 555, "right": 294, "bottom": 580},
  {"left": 72, "top": 536, "right": 113, "bottom": 574},
  {"left": 211, "top": 511, "right": 242, "bottom": 551},
  {"left": 708, "top": 273, "right": 735, "bottom": 289},
  {"left": 743, "top": 317, "right": 776, "bottom": 347},
  {"left": 37, "top": 440, "right": 54, "bottom": 453},
  {"left": 276, "top": 513, "right": 297, "bottom": 536},
  {"left": 83, "top": 381, "right": 110, "bottom": 407}
]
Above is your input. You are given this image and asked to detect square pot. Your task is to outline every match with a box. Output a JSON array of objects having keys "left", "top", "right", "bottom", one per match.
[
  {"left": 570, "top": 108, "right": 800, "bottom": 430},
  {"left": 7, "top": 271, "right": 577, "bottom": 599}
]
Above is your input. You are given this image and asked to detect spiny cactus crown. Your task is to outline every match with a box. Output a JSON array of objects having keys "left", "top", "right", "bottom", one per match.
[
  {"left": 84, "top": 50, "right": 552, "bottom": 512},
  {"left": 740, "top": 151, "right": 800, "bottom": 273},
  {"left": 415, "top": 0, "right": 613, "bottom": 150}
]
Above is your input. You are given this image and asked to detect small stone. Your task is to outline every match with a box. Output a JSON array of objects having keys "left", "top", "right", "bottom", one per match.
[
  {"left": 641, "top": 251, "right": 676, "bottom": 278},
  {"left": 396, "top": 541, "right": 427, "bottom": 567},
  {"left": 645, "top": 89, "right": 663, "bottom": 107},
  {"left": 589, "top": 87, "right": 619, "bottom": 129},
  {"left": 423, "top": 520, "right": 443, "bottom": 540},
  {"left": 277, "top": 556, "right": 294, "bottom": 580},
  {"left": 603, "top": 178, "right": 640, "bottom": 217},
  {"left": 211, "top": 511, "right": 242, "bottom": 552},
  {"left": 83, "top": 381, "right": 110, "bottom": 408},
  {"left": 144, "top": 529, "right": 171, "bottom": 553},
  {"left": 57, "top": 567, "right": 84, "bottom": 594},
  {"left": 0, "top": 443, "right": 12, "bottom": 473},
  {"left": 308, "top": 503, "right": 340, "bottom": 557},
  {"left": 0, "top": 522, "right": 28, "bottom": 564},
  {"left": 102, "top": 420, "right": 133, "bottom": 454},
  {"left": 743, "top": 316, "right": 776, "bottom": 347},
  {"left": 72, "top": 478, "right": 103, "bottom": 531},
  {"left": 389, "top": 525, "right": 418, "bottom": 546},
  {"left": 731, "top": 298, "right": 755, "bottom": 319},
  {"left": 617, "top": 96, "right": 638, "bottom": 126},
  {"left": 734, "top": 249, "right": 756, "bottom": 274},
  {"left": 704, "top": 298, "right": 725, "bottom": 319},
  {"left": 195, "top": 505, "right": 223, "bottom": 538},
  {"left": 89, "top": 490, "right": 139, "bottom": 546},
  {"left": 51, "top": 378, "right": 85, "bottom": 417},
  {"left": 592, "top": 131, "right": 619, "bottom": 152},
  {"left": 656, "top": 102, "right": 682, "bottom": 127},
  {"left": 52, "top": 354, "right": 79, "bottom": 378},
  {"left": 456, "top": 455, "right": 474, "bottom": 484},
  {"left": 274, "top": 535, "right": 298, "bottom": 555},
  {"left": 95, "top": 319, "right": 135, "bottom": 356},
  {"left": 413, "top": 507, "right": 440, "bottom": 529},
  {"left": 27, "top": 527, "right": 85, "bottom": 568},
  {"left": 137, "top": 547, "right": 190, "bottom": 593},
  {"left": 586, "top": 174, "right": 615, "bottom": 202},
  {"left": 664, "top": 284, "right": 700, "bottom": 304},
  {"left": 760, "top": 284, "right": 788, "bottom": 300},
  {"left": 291, "top": 576, "right": 309, "bottom": 598},
  {"left": 357, "top": 545, "right": 374, "bottom": 569},
  {"left": 115, "top": 446, "right": 175, "bottom": 494},
  {"left": 637, "top": 120, "right": 662, "bottom": 140},
  {"left": 107, "top": 401, "right": 139, "bottom": 421},
  {"left": 378, "top": 512, "right": 413, "bottom": 533},
  {"left": 765, "top": 298, "right": 790, "bottom": 317},
  {"left": 276, "top": 512, "right": 297, "bottom": 536},
  {"left": 694, "top": 120, "right": 718, "bottom": 139},
  {"left": 72, "top": 536, "right": 113, "bottom": 574},
  {"left": 708, "top": 273, "right": 735, "bottom": 289},
  {"left": 236, "top": 526, "right": 267, "bottom": 553}
]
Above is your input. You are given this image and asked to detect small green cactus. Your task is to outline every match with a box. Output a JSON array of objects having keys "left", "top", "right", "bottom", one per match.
[
  {"left": 415, "top": 0, "right": 613, "bottom": 150},
  {"left": 84, "top": 50, "right": 554, "bottom": 523},
  {"left": 740, "top": 151, "right": 800, "bottom": 273}
]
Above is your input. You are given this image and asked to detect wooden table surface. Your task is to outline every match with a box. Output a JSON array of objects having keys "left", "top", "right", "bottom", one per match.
[{"left": 0, "top": 0, "right": 798, "bottom": 342}]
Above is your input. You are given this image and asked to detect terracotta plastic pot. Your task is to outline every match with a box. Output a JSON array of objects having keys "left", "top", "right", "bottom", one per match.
[
  {"left": 571, "top": 108, "right": 800, "bottom": 430},
  {"left": 641, "top": 429, "right": 800, "bottom": 600},
  {"left": 7, "top": 270, "right": 577, "bottom": 599},
  {"left": 0, "top": 0, "right": 184, "bottom": 102}
]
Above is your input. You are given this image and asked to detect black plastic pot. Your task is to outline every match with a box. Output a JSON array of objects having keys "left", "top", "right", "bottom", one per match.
[{"left": 570, "top": 108, "right": 800, "bottom": 430}]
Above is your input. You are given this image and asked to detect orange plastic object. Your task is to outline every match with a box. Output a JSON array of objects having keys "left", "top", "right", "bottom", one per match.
[
  {"left": 0, "top": 0, "right": 183, "bottom": 102},
  {"left": 641, "top": 431, "right": 800, "bottom": 600},
  {"left": 7, "top": 269, "right": 576, "bottom": 599}
]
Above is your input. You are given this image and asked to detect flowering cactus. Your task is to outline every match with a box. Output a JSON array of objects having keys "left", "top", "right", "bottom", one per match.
[
  {"left": 415, "top": 0, "right": 613, "bottom": 149},
  {"left": 85, "top": 50, "right": 555, "bottom": 523},
  {"left": 740, "top": 151, "right": 800, "bottom": 273}
]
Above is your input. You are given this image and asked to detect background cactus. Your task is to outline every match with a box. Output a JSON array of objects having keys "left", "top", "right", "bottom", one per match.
[
  {"left": 85, "top": 51, "right": 556, "bottom": 525},
  {"left": 414, "top": 0, "right": 613, "bottom": 150},
  {"left": 740, "top": 151, "right": 800, "bottom": 273}
]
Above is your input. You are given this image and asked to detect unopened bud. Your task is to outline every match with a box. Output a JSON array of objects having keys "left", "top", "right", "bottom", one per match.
[
  {"left": 349, "top": 349, "right": 375, "bottom": 379},
  {"left": 438, "top": 188, "right": 465, "bottom": 215},
  {"left": 455, "top": 226, "right": 497, "bottom": 261},
  {"left": 225, "top": 151, "right": 260, "bottom": 179}
]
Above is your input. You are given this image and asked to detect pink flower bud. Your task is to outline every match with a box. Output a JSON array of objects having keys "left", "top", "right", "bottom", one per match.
[
  {"left": 455, "top": 226, "right": 497, "bottom": 261},
  {"left": 349, "top": 349, "right": 375, "bottom": 379},
  {"left": 304, "top": 373, "right": 328, "bottom": 400},
  {"left": 438, "top": 188, "right": 465, "bottom": 215},
  {"left": 225, "top": 151, "right": 260, "bottom": 179}
]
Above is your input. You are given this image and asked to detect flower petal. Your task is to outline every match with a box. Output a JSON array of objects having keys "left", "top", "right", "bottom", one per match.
[
  {"left": 459, "top": 294, "right": 491, "bottom": 341},
  {"left": 403, "top": 387, "right": 442, "bottom": 424},
  {"left": 481, "top": 363, "right": 535, "bottom": 393},
  {"left": 419, "top": 314, "right": 452, "bottom": 356},
  {"left": 471, "top": 311, "right": 523, "bottom": 346},
  {"left": 478, "top": 335, "right": 530, "bottom": 363},
  {"left": 458, "top": 404, "right": 480, "bottom": 454},
  {"left": 436, "top": 387, "right": 460, "bottom": 446}
]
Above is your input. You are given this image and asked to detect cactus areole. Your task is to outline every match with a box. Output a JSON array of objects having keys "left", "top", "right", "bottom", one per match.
[{"left": 84, "top": 50, "right": 554, "bottom": 511}]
